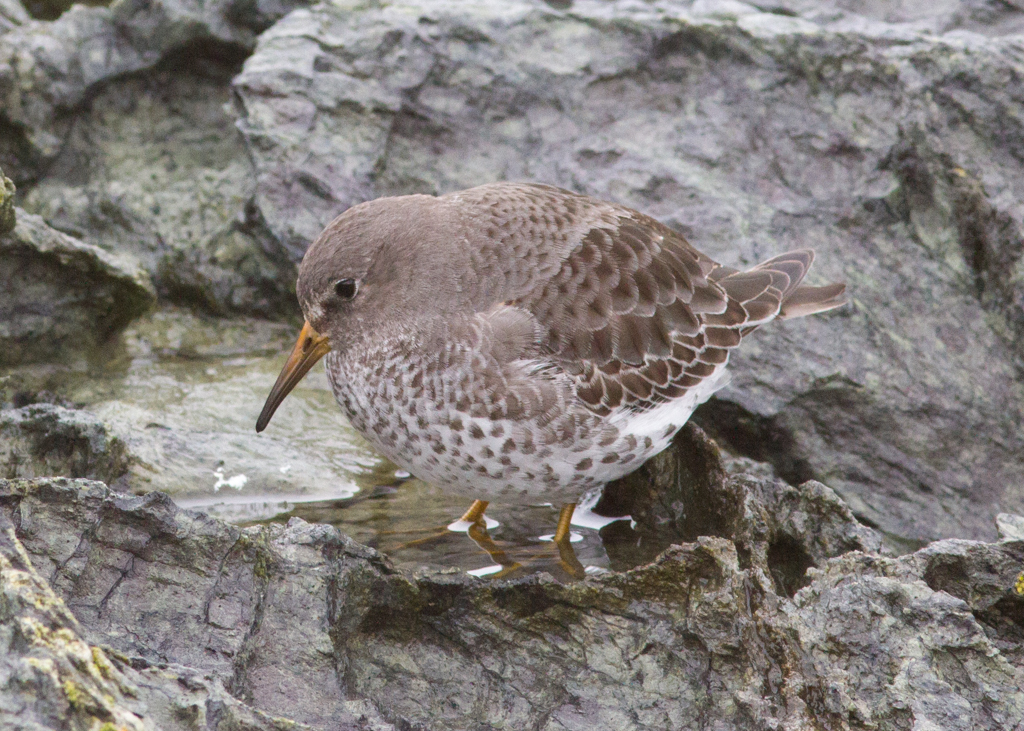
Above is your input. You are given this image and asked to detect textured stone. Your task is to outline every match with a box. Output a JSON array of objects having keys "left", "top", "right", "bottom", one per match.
[
  {"left": 0, "top": 210, "right": 154, "bottom": 366},
  {"left": 0, "top": 513, "right": 151, "bottom": 731},
  {"left": 0, "top": 404, "right": 131, "bottom": 488},
  {"left": 0, "top": 0, "right": 311, "bottom": 315},
  {"left": 2, "top": 475, "right": 1022, "bottom": 730},
  {"left": 597, "top": 423, "right": 882, "bottom": 582},
  {"left": 997, "top": 512, "right": 1024, "bottom": 542},
  {"left": 0, "top": 0, "right": 310, "bottom": 173},
  {"left": 0, "top": 508, "right": 375, "bottom": 730},
  {"left": 0, "top": 164, "right": 13, "bottom": 235},
  {"left": 230, "top": 0, "right": 1024, "bottom": 546},
  {"left": 21, "top": 47, "right": 297, "bottom": 315}
]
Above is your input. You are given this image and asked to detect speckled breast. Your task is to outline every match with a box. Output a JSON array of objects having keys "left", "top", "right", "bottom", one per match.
[{"left": 322, "top": 349, "right": 694, "bottom": 503}]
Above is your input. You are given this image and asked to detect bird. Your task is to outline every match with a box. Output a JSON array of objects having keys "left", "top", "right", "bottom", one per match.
[{"left": 255, "top": 182, "right": 846, "bottom": 571}]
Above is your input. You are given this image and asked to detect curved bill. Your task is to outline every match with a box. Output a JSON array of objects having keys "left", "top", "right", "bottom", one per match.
[{"left": 256, "top": 321, "right": 331, "bottom": 433}]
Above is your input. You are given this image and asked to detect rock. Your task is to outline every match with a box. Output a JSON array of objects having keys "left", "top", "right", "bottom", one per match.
[
  {"left": 21, "top": 46, "right": 298, "bottom": 316},
  {"left": 0, "top": 0, "right": 310, "bottom": 172},
  {"left": 0, "top": 508, "right": 376, "bottom": 730},
  {"left": 996, "top": 513, "right": 1024, "bottom": 542},
  {"left": 0, "top": 0, "right": 310, "bottom": 315},
  {"left": 2, "top": 475, "right": 1022, "bottom": 730},
  {"left": 0, "top": 404, "right": 131, "bottom": 488},
  {"left": 0, "top": 0, "right": 27, "bottom": 32},
  {"left": 0, "top": 209, "right": 155, "bottom": 366},
  {"left": 598, "top": 423, "right": 882, "bottom": 592},
  {"left": 790, "top": 545, "right": 1024, "bottom": 730},
  {"left": 0, "top": 512, "right": 152, "bottom": 731},
  {"left": 229, "top": 0, "right": 1024, "bottom": 547},
  {"left": 0, "top": 164, "right": 13, "bottom": 235}
]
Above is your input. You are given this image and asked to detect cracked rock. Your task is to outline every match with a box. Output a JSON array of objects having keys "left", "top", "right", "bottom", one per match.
[{"left": 2, "top": 476, "right": 1022, "bottom": 730}]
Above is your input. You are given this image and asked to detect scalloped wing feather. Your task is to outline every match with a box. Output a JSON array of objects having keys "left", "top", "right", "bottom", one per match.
[{"left": 451, "top": 184, "right": 845, "bottom": 418}]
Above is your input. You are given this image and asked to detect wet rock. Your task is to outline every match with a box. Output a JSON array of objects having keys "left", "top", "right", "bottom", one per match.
[
  {"left": 0, "top": 164, "right": 13, "bottom": 235},
  {"left": 0, "top": 404, "right": 131, "bottom": 488},
  {"left": 231, "top": 0, "right": 1024, "bottom": 547},
  {"left": 2, "top": 475, "right": 1021, "bottom": 730},
  {"left": 0, "top": 210, "right": 154, "bottom": 366},
  {"left": 599, "top": 423, "right": 881, "bottom": 593}
]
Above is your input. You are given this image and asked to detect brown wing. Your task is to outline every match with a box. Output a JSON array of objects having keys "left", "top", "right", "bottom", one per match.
[
  {"left": 452, "top": 183, "right": 845, "bottom": 416},
  {"left": 564, "top": 248, "right": 845, "bottom": 416}
]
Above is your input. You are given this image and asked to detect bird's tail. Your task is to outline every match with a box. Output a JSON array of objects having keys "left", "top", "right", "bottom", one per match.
[
  {"left": 709, "top": 248, "right": 847, "bottom": 324},
  {"left": 753, "top": 249, "right": 847, "bottom": 319}
]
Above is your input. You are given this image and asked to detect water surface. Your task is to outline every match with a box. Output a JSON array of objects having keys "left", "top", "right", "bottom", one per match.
[{"left": 14, "top": 308, "right": 644, "bottom": 576}]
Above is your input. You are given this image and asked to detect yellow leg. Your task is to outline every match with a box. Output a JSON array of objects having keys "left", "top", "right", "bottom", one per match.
[
  {"left": 553, "top": 503, "right": 585, "bottom": 578},
  {"left": 459, "top": 499, "right": 490, "bottom": 525},
  {"left": 392, "top": 499, "right": 490, "bottom": 547},
  {"left": 553, "top": 503, "right": 576, "bottom": 543}
]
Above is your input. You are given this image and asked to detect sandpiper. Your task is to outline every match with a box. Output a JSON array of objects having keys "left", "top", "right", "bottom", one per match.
[{"left": 256, "top": 183, "right": 846, "bottom": 567}]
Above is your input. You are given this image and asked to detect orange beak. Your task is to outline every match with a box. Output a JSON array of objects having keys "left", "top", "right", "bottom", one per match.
[{"left": 256, "top": 321, "right": 331, "bottom": 433}]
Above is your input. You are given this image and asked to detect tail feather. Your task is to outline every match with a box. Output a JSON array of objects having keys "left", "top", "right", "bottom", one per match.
[
  {"left": 778, "top": 282, "right": 847, "bottom": 319},
  {"left": 710, "top": 248, "right": 846, "bottom": 325},
  {"left": 751, "top": 249, "right": 814, "bottom": 300}
]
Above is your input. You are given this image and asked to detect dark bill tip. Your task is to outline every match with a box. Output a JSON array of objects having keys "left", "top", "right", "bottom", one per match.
[{"left": 256, "top": 321, "right": 331, "bottom": 433}]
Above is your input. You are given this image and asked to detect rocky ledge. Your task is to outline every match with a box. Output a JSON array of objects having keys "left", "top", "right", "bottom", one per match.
[
  {"left": 0, "top": 209, "right": 154, "bottom": 367},
  {"left": 4, "top": 0, "right": 1024, "bottom": 727},
  {"left": 2, "top": 425, "right": 1022, "bottom": 730}
]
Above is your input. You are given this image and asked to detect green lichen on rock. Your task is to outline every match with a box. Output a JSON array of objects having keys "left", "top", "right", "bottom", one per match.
[
  {"left": 0, "top": 166, "right": 14, "bottom": 236},
  {"left": 0, "top": 520, "right": 150, "bottom": 731}
]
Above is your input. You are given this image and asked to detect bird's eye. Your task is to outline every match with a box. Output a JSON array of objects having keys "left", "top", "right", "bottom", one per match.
[{"left": 334, "top": 278, "right": 358, "bottom": 300}]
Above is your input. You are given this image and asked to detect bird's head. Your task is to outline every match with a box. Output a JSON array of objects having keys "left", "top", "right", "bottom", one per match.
[{"left": 255, "top": 193, "right": 462, "bottom": 432}]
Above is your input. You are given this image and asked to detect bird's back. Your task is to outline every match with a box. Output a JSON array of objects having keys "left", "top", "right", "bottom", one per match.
[{"left": 446, "top": 183, "right": 846, "bottom": 421}]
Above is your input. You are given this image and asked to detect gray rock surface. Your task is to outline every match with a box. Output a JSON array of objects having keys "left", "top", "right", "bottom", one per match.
[
  {"left": 5, "top": 2, "right": 1024, "bottom": 723},
  {"left": 2, "top": 474, "right": 1023, "bottom": 730},
  {"left": 229, "top": 0, "right": 1024, "bottom": 546},
  {"left": 997, "top": 512, "right": 1024, "bottom": 541},
  {"left": 0, "top": 0, "right": 308, "bottom": 168},
  {"left": 0, "top": 403, "right": 131, "bottom": 488},
  {"left": 20, "top": 48, "right": 299, "bottom": 315},
  {"left": 0, "top": 209, "right": 154, "bottom": 366},
  {"left": 7, "top": 0, "right": 1024, "bottom": 546},
  {"left": 0, "top": 0, "right": 27, "bottom": 32},
  {"left": 596, "top": 423, "right": 883, "bottom": 585},
  {"left": 0, "top": 508, "right": 380, "bottom": 730},
  {"left": 0, "top": 164, "right": 13, "bottom": 234},
  {"left": 0, "top": 0, "right": 312, "bottom": 315},
  {"left": 0, "top": 513, "right": 152, "bottom": 731}
]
